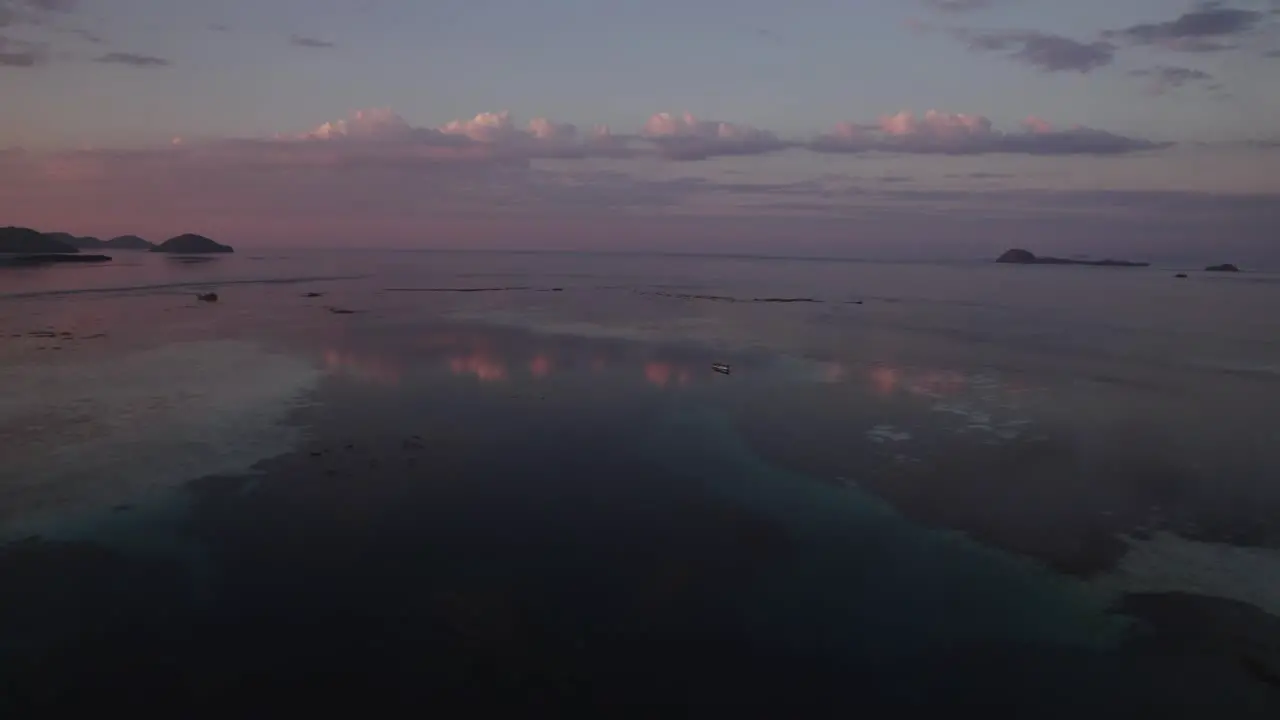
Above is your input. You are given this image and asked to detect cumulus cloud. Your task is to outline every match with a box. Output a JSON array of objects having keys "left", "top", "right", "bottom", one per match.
[
  {"left": 296, "top": 107, "right": 1163, "bottom": 160},
  {"left": 95, "top": 51, "right": 170, "bottom": 67},
  {"left": 294, "top": 108, "right": 633, "bottom": 160},
  {"left": 1130, "top": 65, "right": 1216, "bottom": 94},
  {"left": 958, "top": 29, "right": 1115, "bottom": 72},
  {"left": 290, "top": 34, "right": 335, "bottom": 48},
  {"left": 811, "top": 110, "right": 1166, "bottom": 156},
  {"left": 1104, "top": 4, "right": 1267, "bottom": 52},
  {"left": 641, "top": 112, "right": 789, "bottom": 160}
]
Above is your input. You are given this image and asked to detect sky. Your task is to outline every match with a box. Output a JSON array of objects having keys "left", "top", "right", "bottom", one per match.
[{"left": 2, "top": 0, "right": 1279, "bottom": 260}]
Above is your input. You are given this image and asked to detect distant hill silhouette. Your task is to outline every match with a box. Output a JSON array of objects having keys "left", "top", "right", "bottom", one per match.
[
  {"left": 104, "top": 235, "right": 155, "bottom": 250},
  {"left": 150, "top": 234, "right": 234, "bottom": 254},
  {"left": 43, "top": 232, "right": 105, "bottom": 250},
  {"left": 0, "top": 226, "right": 79, "bottom": 254}
]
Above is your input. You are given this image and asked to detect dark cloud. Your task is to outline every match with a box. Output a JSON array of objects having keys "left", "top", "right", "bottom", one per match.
[
  {"left": 1265, "top": 48, "right": 1280, "bottom": 56},
  {"left": 1130, "top": 65, "right": 1215, "bottom": 93},
  {"left": 921, "top": 0, "right": 997, "bottom": 12},
  {"left": 647, "top": 135, "right": 791, "bottom": 161},
  {"left": 959, "top": 29, "right": 1115, "bottom": 72},
  {"left": 69, "top": 27, "right": 101, "bottom": 42},
  {"left": 0, "top": 0, "right": 75, "bottom": 27},
  {"left": 290, "top": 34, "right": 335, "bottom": 48},
  {"left": 25, "top": 0, "right": 76, "bottom": 11},
  {"left": 0, "top": 34, "right": 45, "bottom": 66},
  {"left": 1105, "top": 4, "right": 1266, "bottom": 52},
  {"left": 209, "top": 23, "right": 230, "bottom": 32},
  {"left": 95, "top": 51, "right": 170, "bottom": 67}
]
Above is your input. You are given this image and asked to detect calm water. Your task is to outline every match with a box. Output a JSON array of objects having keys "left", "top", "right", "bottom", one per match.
[{"left": 2, "top": 250, "right": 1279, "bottom": 713}]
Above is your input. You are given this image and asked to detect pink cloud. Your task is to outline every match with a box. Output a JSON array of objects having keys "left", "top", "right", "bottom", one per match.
[
  {"left": 812, "top": 110, "right": 1165, "bottom": 155},
  {"left": 1022, "top": 115, "right": 1054, "bottom": 134},
  {"left": 641, "top": 112, "right": 788, "bottom": 160},
  {"left": 297, "top": 109, "right": 634, "bottom": 159}
]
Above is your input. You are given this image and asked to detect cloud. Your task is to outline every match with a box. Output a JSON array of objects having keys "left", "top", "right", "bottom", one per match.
[
  {"left": 297, "top": 107, "right": 1165, "bottom": 160},
  {"left": 0, "top": 0, "right": 76, "bottom": 28},
  {"left": 0, "top": 34, "right": 45, "bottom": 66},
  {"left": 95, "top": 51, "right": 170, "bottom": 67},
  {"left": 22, "top": 0, "right": 76, "bottom": 11},
  {"left": 293, "top": 108, "right": 634, "bottom": 160},
  {"left": 1130, "top": 65, "right": 1216, "bottom": 94},
  {"left": 810, "top": 110, "right": 1166, "bottom": 156},
  {"left": 1105, "top": 4, "right": 1267, "bottom": 52},
  {"left": 958, "top": 29, "right": 1115, "bottom": 71},
  {"left": 641, "top": 112, "right": 789, "bottom": 160},
  {"left": 69, "top": 27, "right": 101, "bottom": 43},
  {"left": 1265, "top": 48, "right": 1280, "bottom": 57},
  {"left": 921, "top": 0, "right": 997, "bottom": 12},
  {"left": 290, "top": 34, "right": 335, "bottom": 48}
]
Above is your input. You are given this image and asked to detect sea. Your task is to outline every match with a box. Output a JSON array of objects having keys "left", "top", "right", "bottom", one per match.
[{"left": 2, "top": 249, "right": 1279, "bottom": 713}]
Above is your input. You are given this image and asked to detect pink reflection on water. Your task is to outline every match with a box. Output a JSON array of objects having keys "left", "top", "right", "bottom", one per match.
[
  {"left": 868, "top": 365, "right": 901, "bottom": 396},
  {"left": 449, "top": 352, "right": 507, "bottom": 382},
  {"left": 644, "top": 361, "right": 691, "bottom": 388},
  {"left": 528, "top": 353, "right": 552, "bottom": 379},
  {"left": 866, "top": 363, "right": 972, "bottom": 399}
]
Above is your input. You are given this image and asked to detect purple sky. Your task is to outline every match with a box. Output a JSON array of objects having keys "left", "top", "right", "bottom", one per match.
[{"left": 2, "top": 0, "right": 1278, "bottom": 260}]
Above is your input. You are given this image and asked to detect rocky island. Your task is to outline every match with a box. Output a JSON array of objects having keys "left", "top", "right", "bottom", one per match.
[
  {"left": 996, "top": 248, "right": 1149, "bottom": 267},
  {"left": 1, "top": 226, "right": 78, "bottom": 254},
  {"left": 150, "top": 233, "right": 234, "bottom": 254},
  {"left": 1205, "top": 263, "right": 1240, "bottom": 273},
  {"left": 0, "top": 226, "right": 112, "bottom": 265}
]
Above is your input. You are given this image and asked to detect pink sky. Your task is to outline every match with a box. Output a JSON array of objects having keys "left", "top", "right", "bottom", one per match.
[{"left": 2, "top": 108, "right": 1278, "bottom": 261}]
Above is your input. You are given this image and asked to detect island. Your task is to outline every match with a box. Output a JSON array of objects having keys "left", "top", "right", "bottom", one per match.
[
  {"left": 150, "top": 233, "right": 234, "bottom": 254},
  {"left": 1, "top": 226, "right": 79, "bottom": 254},
  {"left": 0, "top": 226, "right": 115, "bottom": 265},
  {"left": 104, "top": 235, "right": 155, "bottom": 250},
  {"left": 996, "top": 248, "right": 1149, "bottom": 267},
  {"left": 1205, "top": 263, "right": 1240, "bottom": 273}
]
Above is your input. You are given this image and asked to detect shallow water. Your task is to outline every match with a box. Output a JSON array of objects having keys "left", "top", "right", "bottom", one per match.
[{"left": 2, "top": 250, "right": 1279, "bottom": 712}]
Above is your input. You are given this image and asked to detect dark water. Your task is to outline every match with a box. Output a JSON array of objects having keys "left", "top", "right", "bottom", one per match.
[{"left": 2, "top": 250, "right": 1279, "bottom": 713}]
